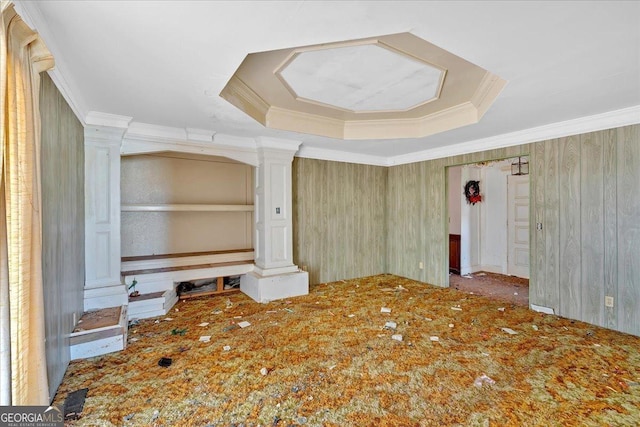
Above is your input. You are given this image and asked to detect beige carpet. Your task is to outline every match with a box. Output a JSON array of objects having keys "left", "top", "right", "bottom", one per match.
[{"left": 54, "top": 275, "right": 640, "bottom": 426}]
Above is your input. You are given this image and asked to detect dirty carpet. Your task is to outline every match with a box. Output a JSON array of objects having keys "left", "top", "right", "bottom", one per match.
[
  {"left": 449, "top": 271, "right": 529, "bottom": 307},
  {"left": 54, "top": 274, "right": 640, "bottom": 426}
]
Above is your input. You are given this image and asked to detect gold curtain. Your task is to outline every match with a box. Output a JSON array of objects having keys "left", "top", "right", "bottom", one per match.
[{"left": 1, "top": 1, "right": 54, "bottom": 405}]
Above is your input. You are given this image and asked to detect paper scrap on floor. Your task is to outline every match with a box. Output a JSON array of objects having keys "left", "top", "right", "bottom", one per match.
[{"left": 385, "top": 321, "right": 397, "bottom": 330}]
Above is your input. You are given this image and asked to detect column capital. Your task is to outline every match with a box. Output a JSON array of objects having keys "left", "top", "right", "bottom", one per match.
[
  {"left": 84, "top": 125, "right": 128, "bottom": 146},
  {"left": 85, "top": 111, "right": 132, "bottom": 129},
  {"left": 255, "top": 136, "right": 302, "bottom": 159},
  {"left": 84, "top": 111, "right": 131, "bottom": 145}
]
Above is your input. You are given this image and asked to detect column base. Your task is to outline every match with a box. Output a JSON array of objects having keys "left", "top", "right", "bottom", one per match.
[
  {"left": 84, "top": 284, "right": 128, "bottom": 311},
  {"left": 241, "top": 270, "right": 309, "bottom": 303},
  {"left": 252, "top": 265, "right": 299, "bottom": 276}
]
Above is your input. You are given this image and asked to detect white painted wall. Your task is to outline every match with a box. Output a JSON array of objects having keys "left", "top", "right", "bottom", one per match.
[
  {"left": 448, "top": 166, "right": 462, "bottom": 234},
  {"left": 479, "top": 160, "right": 510, "bottom": 274},
  {"left": 460, "top": 166, "right": 482, "bottom": 275},
  {"left": 458, "top": 160, "right": 513, "bottom": 276}
]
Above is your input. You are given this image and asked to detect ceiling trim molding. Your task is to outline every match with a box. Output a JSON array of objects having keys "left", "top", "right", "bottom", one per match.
[
  {"left": 295, "top": 145, "right": 389, "bottom": 167},
  {"left": 255, "top": 136, "right": 303, "bottom": 153},
  {"left": 45, "top": 69, "right": 87, "bottom": 125},
  {"left": 14, "top": 1, "right": 88, "bottom": 125},
  {"left": 85, "top": 111, "right": 132, "bottom": 129},
  {"left": 343, "top": 102, "right": 479, "bottom": 140},
  {"left": 267, "top": 106, "right": 346, "bottom": 138},
  {"left": 126, "top": 122, "right": 191, "bottom": 142},
  {"left": 266, "top": 101, "right": 483, "bottom": 141},
  {"left": 121, "top": 127, "right": 259, "bottom": 167},
  {"left": 214, "top": 133, "right": 262, "bottom": 150},
  {"left": 84, "top": 113, "right": 261, "bottom": 165},
  {"left": 471, "top": 72, "right": 509, "bottom": 118},
  {"left": 220, "top": 75, "right": 270, "bottom": 125},
  {"left": 388, "top": 105, "right": 640, "bottom": 166},
  {"left": 120, "top": 137, "right": 260, "bottom": 167},
  {"left": 84, "top": 104, "right": 639, "bottom": 168}
]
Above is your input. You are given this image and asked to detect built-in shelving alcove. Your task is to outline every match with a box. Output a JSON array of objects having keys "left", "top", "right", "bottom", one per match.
[{"left": 120, "top": 152, "right": 254, "bottom": 257}]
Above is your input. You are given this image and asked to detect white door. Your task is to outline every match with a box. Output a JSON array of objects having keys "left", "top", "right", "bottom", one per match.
[{"left": 507, "top": 175, "right": 530, "bottom": 278}]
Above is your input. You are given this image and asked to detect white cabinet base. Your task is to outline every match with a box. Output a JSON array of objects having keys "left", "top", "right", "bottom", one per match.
[
  {"left": 241, "top": 270, "right": 308, "bottom": 303},
  {"left": 70, "top": 305, "right": 128, "bottom": 360},
  {"left": 84, "top": 284, "right": 128, "bottom": 311},
  {"left": 128, "top": 289, "right": 178, "bottom": 320}
]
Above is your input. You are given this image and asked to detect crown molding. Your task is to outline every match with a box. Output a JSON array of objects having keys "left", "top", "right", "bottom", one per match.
[
  {"left": 343, "top": 102, "right": 480, "bottom": 140},
  {"left": 185, "top": 128, "right": 215, "bottom": 143},
  {"left": 296, "top": 145, "right": 390, "bottom": 167},
  {"left": 85, "top": 111, "right": 132, "bottom": 129},
  {"left": 77, "top": 103, "right": 640, "bottom": 168},
  {"left": 120, "top": 137, "right": 260, "bottom": 166},
  {"left": 126, "top": 122, "right": 189, "bottom": 141},
  {"left": 84, "top": 126, "right": 129, "bottom": 145},
  {"left": 13, "top": 1, "right": 88, "bottom": 125},
  {"left": 214, "top": 133, "right": 261, "bottom": 150},
  {"left": 267, "top": 106, "right": 347, "bottom": 139},
  {"left": 219, "top": 75, "right": 270, "bottom": 125},
  {"left": 388, "top": 105, "right": 640, "bottom": 166},
  {"left": 255, "top": 136, "right": 302, "bottom": 153},
  {"left": 471, "top": 72, "right": 509, "bottom": 118}
]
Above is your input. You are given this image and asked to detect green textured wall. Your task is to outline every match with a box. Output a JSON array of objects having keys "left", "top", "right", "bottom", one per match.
[
  {"left": 292, "top": 158, "right": 387, "bottom": 285},
  {"left": 40, "top": 72, "right": 85, "bottom": 400},
  {"left": 292, "top": 126, "right": 639, "bottom": 335}
]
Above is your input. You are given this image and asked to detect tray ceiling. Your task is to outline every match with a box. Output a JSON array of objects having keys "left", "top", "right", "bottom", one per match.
[
  {"left": 221, "top": 33, "right": 506, "bottom": 140},
  {"left": 15, "top": 1, "right": 640, "bottom": 165}
]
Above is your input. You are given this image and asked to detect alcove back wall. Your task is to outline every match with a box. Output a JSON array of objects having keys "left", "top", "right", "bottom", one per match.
[{"left": 120, "top": 153, "right": 253, "bottom": 257}]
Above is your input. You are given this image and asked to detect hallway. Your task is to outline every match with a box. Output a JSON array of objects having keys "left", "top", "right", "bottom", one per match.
[{"left": 449, "top": 271, "right": 529, "bottom": 306}]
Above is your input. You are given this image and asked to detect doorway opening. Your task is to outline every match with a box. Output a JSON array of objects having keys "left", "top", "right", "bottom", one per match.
[{"left": 446, "top": 158, "right": 530, "bottom": 306}]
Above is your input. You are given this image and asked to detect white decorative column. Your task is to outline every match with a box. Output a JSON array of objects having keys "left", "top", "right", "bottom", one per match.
[
  {"left": 241, "top": 137, "right": 309, "bottom": 302},
  {"left": 83, "top": 123, "right": 128, "bottom": 310}
]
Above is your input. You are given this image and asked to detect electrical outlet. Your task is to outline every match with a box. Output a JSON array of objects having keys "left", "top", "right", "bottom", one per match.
[
  {"left": 605, "top": 296, "right": 614, "bottom": 308},
  {"left": 419, "top": 262, "right": 424, "bottom": 270}
]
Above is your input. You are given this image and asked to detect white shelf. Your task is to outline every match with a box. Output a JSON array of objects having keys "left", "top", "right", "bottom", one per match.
[{"left": 121, "top": 204, "right": 254, "bottom": 212}]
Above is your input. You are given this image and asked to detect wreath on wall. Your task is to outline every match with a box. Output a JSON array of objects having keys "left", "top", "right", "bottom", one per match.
[{"left": 464, "top": 180, "right": 482, "bottom": 205}]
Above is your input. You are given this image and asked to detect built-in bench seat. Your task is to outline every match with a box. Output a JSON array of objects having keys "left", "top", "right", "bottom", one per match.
[
  {"left": 122, "top": 259, "right": 253, "bottom": 277},
  {"left": 70, "top": 305, "right": 128, "bottom": 360},
  {"left": 122, "top": 248, "right": 254, "bottom": 272},
  {"left": 122, "top": 249, "right": 254, "bottom": 319}
]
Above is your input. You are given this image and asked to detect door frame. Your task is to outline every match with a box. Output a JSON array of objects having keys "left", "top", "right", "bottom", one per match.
[{"left": 444, "top": 155, "right": 532, "bottom": 288}]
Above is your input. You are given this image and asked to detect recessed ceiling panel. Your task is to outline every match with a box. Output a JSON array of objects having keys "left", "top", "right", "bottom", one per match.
[
  {"left": 221, "top": 32, "right": 507, "bottom": 140},
  {"left": 278, "top": 44, "right": 443, "bottom": 112}
]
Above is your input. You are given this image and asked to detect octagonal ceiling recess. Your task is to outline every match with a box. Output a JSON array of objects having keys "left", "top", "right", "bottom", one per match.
[
  {"left": 278, "top": 44, "right": 444, "bottom": 112},
  {"left": 220, "top": 32, "right": 507, "bottom": 140}
]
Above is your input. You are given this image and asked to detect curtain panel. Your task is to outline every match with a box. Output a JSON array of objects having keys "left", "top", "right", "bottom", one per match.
[{"left": 1, "top": 1, "right": 54, "bottom": 405}]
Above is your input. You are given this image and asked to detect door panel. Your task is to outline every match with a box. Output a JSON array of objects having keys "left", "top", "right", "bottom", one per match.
[{"left": 508, "top": 175, "right": 530, "bottom": 278}]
